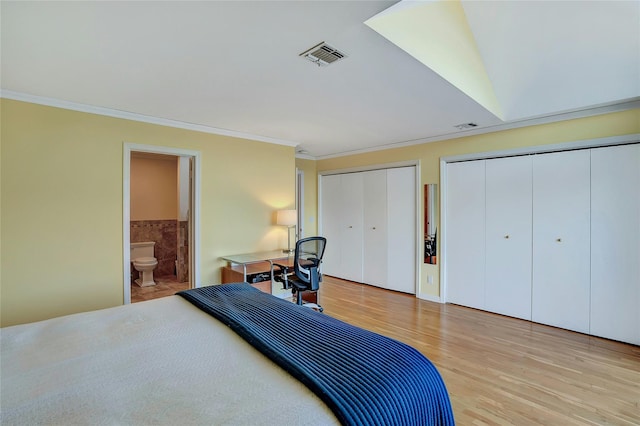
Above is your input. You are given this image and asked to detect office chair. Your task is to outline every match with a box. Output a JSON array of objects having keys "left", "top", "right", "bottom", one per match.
[{"left": 273, "top": 236, "right": 326, "bottom": 312}]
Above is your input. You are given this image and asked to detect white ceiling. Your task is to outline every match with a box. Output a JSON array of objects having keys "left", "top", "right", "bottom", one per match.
[{"left": 1, "top": 1, "right": 638, "bottom": 158}]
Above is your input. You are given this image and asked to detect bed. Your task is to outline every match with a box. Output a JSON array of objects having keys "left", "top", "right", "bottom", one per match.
[{"left": 1, "top": 283, "right": 454, "bottom": 425}]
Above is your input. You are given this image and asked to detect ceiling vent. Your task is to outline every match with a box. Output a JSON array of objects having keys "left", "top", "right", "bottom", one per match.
[
  {"left": 300, "top": 42, "right": 346, "bottom": 67},
  {"left": 454, "top": 122, "right": 478, "bottom": 130}
]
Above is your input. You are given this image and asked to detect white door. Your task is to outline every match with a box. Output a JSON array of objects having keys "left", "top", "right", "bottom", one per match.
[
  {"left": 445, "top": 160, "right": 486, "bottom": 308},
  {"left": 485, "top": 156, "right": 533, "bottom": 320},
  {"left": 532, "top": 150, "right": 591, "bottom": 334},
  {"left": 340, "top": 173, "right": 364, "bottom": 282},
  {"left": 363, "top": 169, "right": 388, "bottom": 287},
  {"left": 590, "top": 144, "right": 640, "bottom": 344},
  {"left": 320, "top": 174, "right": 343, "bottom": 277},
  {"left": 387, "top": 167, "right": 416, "bottom": 294}
]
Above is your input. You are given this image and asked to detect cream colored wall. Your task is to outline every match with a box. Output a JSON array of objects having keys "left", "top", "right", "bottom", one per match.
[
  {"left": 130, "top": 156, "right": 178, "bottom": 221},
  {"left": 2, "top": 100, "right": 636, "bottom": 326},
  {"left": 295, "top": 158, "right": 318, "bottom": 237},
  {"left": 317, "top": 109, "right": 640, "bottom": 299},
  {"left": 0, "top": 99, "right": 295, "bottom": 326}
]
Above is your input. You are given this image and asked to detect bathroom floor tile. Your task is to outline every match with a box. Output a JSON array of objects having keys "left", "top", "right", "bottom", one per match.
[{"left": 130, "top": 275, "right": 190, "bottom": 303}]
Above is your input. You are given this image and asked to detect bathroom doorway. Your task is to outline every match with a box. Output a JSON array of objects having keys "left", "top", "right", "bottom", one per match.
[{"left": 123, "top": 143, "right": 201, "bottom": 304}]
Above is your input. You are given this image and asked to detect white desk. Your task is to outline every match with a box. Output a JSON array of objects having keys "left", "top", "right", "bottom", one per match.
[
  {"left": 220, "top": 251, "right": 318, "bottom": 304},
  {"left": 220, "top": 251, "right": 294, "bottom": 294}
]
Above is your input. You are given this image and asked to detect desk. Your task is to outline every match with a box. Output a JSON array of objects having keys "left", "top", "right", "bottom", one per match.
[
  {"left": 220, "top": 251, "right": 318, "bottom": 304},
  {"left": 220, "top": 251, "right": 293, "bottom": 294}
]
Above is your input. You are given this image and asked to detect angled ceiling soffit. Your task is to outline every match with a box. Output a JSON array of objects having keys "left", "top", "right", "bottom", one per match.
[{"left": 365, "top": 0, "right": 504, "bottom": 121}]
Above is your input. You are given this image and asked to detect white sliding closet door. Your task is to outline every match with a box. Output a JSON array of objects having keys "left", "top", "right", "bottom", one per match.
[
  {"left": 363, "top": 170, "right": 388, "bottom": 288},
  {"left": 445, "top": 160, "right": 486, "bottom": 309},
  {"left": 340, "top": 173, "right": 364, "bottom": 282},
  {"left": 485, "top": 156, "right": 533, "bottom": 320},
  {"left": 387, "top": 167, "right": 416, "bottom": 294},
  {"left": 532, "top": 150, "right": 591, "bottom": 334},
  {"left": 590, "top": 144, "right": 640, "bottom": 344},
  {"left": 321, "top": 167, "right": 416, "bottom": 292},
  {"left": 321, "top": 174, "right": 343, "bottom": 277}
]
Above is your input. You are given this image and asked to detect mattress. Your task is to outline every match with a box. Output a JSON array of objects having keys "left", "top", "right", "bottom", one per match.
[{"left": 1, "top": 295, "right": 339, "bottom": 425}]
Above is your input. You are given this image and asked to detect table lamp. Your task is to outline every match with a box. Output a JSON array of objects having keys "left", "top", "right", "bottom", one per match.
[{"left": 276, "top": 209, "right": 297, "bottom": 253}]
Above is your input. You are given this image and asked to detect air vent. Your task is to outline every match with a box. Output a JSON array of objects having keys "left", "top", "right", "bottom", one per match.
[
  {"left": 300, "top": 42, "right": 347, "bottom": 67},
  {"left": 454, "top": 122, "right": 478, "bottom": 130}
]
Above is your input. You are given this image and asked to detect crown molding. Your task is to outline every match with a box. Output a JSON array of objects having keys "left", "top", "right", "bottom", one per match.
[
  {"left": 0, "top": 90, "right": 299, "bottom": 148},
  {"left": 3, "top": 90, "right": 637, "bottom": 160},
  {"left": 317, "top": 98, "right": 640, "bottom": 160},
  {"left": 294, "top": 152, "right": 315, "bottom": 160}
]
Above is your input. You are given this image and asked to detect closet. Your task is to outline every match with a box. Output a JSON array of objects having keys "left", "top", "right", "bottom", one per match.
[
  {"left": 321, "top": 172, "right": 365, "bottom": 283},
  {"left": 445, "top": 143, "right": 639, "bottom": 345},
  {"left": 445, "top": 156, "right": 533, "bottom": 320},
  {"left": 486, "top": 156, "right": 533, "bottom": 321},
  {"left": 531, "top": 150, "right": 591, "bottom": 333},
  {"left": 320, "top": 166, "right": 416, "bottom": 294},
  {"left": 590, "top": 144, "right": 640, "bottom": 344},
  {"left": 445, "top": 160, "right": 486, "bottom": 310}
]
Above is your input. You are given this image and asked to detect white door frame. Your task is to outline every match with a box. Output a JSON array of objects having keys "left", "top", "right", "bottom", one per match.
[
  {"left": 123, "top": 143, "right": 202, "bottom": 304},
  {"left": 296, "top": 168, "right": 304, "bottom": 239}
]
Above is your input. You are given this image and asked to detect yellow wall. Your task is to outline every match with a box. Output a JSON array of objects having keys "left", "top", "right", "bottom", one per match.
[
  {"left": 317, "top": 109, "right": 640, "bottom": 298},
  {"left": 295, "top": 158, "right": 318, "bottom": 237},
  {"left": 130, "top": 155, "right": 178, "bottom": 221},
  {"left": 0, "top": 99, "right": 295, "bottom": 326},
  {"left": 1, "top": 98, "right": 637, "bottom": 326}
]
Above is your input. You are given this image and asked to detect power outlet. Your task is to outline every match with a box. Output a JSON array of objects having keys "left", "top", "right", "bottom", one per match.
[{"left": 427, "top": 275, "right": 433, "bottom": 284}]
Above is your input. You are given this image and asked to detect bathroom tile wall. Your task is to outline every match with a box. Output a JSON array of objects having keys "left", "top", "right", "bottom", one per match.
[
  {"left": 130, "top": 220, "right": 177, "bottom": 277},
  {"left": 177, "top": 220, "right": 189, "bottom": 283}
]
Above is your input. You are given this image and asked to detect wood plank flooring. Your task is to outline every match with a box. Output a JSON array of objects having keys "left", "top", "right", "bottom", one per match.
[{"left": 319, "top": 276, "right": 640, "bottom": 426}]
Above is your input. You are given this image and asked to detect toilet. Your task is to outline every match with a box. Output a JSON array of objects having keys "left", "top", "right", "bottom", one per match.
[{"left": 131, "top": 241, "right": 158, "bottom": 287}]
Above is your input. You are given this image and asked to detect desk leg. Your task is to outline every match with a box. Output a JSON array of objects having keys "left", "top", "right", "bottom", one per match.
[{"left": 267, "top": 260, "right": 274, "bottom": 294}]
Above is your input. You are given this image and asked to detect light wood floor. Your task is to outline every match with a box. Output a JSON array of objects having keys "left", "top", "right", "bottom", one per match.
[{"left": 319, "top": 276, "right": 640, "bottom": 426}]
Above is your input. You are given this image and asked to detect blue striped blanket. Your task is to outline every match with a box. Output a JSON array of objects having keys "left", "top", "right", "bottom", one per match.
[{"left": 178, "top": 283, "right": 454, "bottom": 426}]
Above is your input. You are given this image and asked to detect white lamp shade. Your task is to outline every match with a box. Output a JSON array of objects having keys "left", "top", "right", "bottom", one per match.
[{"left": 276, "top": 209, "right": 297, "bottom": 226}]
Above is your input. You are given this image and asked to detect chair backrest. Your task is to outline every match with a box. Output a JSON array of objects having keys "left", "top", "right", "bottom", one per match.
[{"left": 293, "top": 236, "right": 327, "bottom": 291}]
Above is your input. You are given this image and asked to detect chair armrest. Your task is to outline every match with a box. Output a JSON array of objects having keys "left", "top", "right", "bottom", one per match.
[{"left": 272, "top": 263, "right": 290, "bottom": 272}]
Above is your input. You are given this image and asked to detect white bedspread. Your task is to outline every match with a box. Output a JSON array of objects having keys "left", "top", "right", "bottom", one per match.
[{"left": 0, "top": 296, "right": 339, "bottom": 425}]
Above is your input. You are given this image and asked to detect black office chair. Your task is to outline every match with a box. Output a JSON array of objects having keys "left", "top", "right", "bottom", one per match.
[{"left": 273, "top": 236, "right": 326, "bottom": 312}]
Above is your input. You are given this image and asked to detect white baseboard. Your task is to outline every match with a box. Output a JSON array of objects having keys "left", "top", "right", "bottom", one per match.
[{"left": 417, "top": 293, "right": 442, "bottom": 303}]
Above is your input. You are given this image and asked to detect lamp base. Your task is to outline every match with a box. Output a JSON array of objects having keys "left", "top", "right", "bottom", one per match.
[{"left": 282, "top": 226, "right": 295, "bottom": 254}]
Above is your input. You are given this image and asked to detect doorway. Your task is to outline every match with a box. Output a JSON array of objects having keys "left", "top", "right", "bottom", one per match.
[
  {"left": 123, "top": 143, "right": 201, "bottom": 304},
  {"left": 296, "top": 168, "right": 304, "bottom": 238}
]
